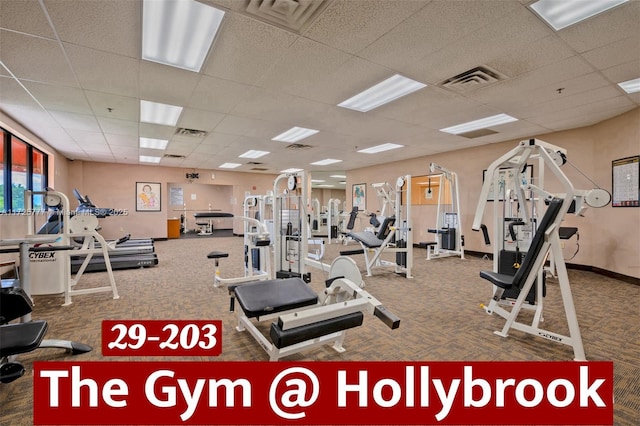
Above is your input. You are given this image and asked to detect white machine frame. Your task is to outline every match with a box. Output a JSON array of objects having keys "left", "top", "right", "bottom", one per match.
[
  {"left": 25, "top": 190, "right": 119, "bottom": 306},
  {"left": 425, "top": 163, "right": 465, "bottom": 260},
  {"left": 233, "top": 256, "right": 399, "bottom": 361},
  {"left": 473, "top": 138, "right": 586, "bottom": 361},
  {"left": 350, "top": 176, "right": 413, "bottom": 278}
]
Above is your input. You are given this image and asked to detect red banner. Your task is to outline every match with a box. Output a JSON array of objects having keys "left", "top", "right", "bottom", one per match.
[
  {"left": 101, "top": 320, "right": 222, "bottom": 356},
  {"left": 33, "top": 361, "right": 613, "bottom": 425}
]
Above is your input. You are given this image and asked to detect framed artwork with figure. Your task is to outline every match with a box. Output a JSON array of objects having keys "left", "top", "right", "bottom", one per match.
[
  {"left": 352, "top": 183, "right": 366, "bottom": 211},
  {"left": 136, "top": 182, "right": 161, "bottom": 211}
]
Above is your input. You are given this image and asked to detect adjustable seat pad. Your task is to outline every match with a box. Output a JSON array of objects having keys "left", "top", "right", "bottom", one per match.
[
  {"left": 347, "top": 232, "right": 384, "bottom": 248},
  {"left": 0, "top": 321, "right": 48, "bottom": 357},
  {"left": 234, "top": 278, "right": 318, "bottom": 318}
]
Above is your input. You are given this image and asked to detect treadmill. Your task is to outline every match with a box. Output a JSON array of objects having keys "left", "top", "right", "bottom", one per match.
[{"left": 38, "top": 189, "right": 159, "bottom": 273}]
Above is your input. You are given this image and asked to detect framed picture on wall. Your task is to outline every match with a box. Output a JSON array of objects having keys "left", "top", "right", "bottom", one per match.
[
  {"left": 136, "top": 182, "right": 161, "bottom": 212},
  {"left": 612, "top": 155, "right": 640, "bottom": 207},
  {"left": 352, "top": 183, "right": 366, "bottom": 211}
]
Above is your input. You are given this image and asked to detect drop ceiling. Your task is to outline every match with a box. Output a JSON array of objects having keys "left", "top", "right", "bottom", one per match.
[{"left": 0, "top": 0, "right": 638, "bottom": 190}]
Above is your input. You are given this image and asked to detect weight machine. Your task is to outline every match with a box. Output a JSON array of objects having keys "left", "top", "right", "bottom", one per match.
[
  {"left": 473, "top": 138, "right": 610, "bottom": 361},
  {"left": 425, "top": 163, "right": 465, "bottom": 260},
  {"left": 346, "top": 176, "right": 413, "bottom": 278}
]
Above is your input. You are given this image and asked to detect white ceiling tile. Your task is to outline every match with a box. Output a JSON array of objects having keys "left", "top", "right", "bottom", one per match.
[
  {"left": 98, "top": 117, "right": 139, "bottom": 136},
  {"left": 409, "top": 6, "right": 552, "bottom": 85},
  {"left": 85, "top": 91, "right": 138, "bottom": 120},
  {"left": 258, "top": 37, "right": 352, "bottom": 97},
  {"left": 213, "top": 114, "right": 287, "bottom": 138},
  {"left": 303, "top": 0, "right": 427, "bottom": 54},
  {"left": 0, "top": 77, "right": 41, "bottom": 108},
  {"left": 43, "top": 0, "right": 140, "bottom": 57},
  {"left": 359, "top": 0, "right": 522, "bottom": 71},
  {"left": 582, "top": 36, "right": 640, "bottom": 71},
  {"left": 166, "top": 141, "right": 198, "bottom": 156},
  {"left": 49, "top": 111, "right": 100, "bottom": 132},
  {"left": 177, "top": 108, "right": 225, "bottom": 133},
  {"left": 22, "top": 81, "right": 92, "bottom": 114},
  {"left": 202, "top": 13, "right": 298, "bottom": 85},
  {"left": 187, "top": 75, "right": 252, "bottom": 113},
  {"left": 601, "top": 61, "right": 640, "bottom": 88},
  {"left": 66, "top": 129, "right": 107, "bottom": 145},
  {"left": 0, "top": 0, "right": 55, "bottom": 38},
  {"left": 139, "top": 61, "right": 201, "bottom": 106},
  {"left": 557, "top": 0, "right": 640, "bottom": 53},
  {"left": 139, "top": 123, "right": 175, "bottom": 140},
  {"left": 105, "top": 133, "right": 138, "bottom": 147},
  {"left": 198, "top": 132, "right": 239, "bottom": 147},
  {"left": 486, "top": 35, "right": 576, "bottom": 79},
  {"left": 65, "top": 44, "right": 139, "bottom": 97},
  {"left": 0, "top": 30, "right": 77, "bottom": 86}
]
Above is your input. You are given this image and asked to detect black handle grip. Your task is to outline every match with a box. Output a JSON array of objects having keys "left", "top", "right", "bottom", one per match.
[
  {"left": 374, "top": 305, "right": 400, "bottom": 329},
  {"left": 508, "top": 221, "right": 526, "bottom": 241}
]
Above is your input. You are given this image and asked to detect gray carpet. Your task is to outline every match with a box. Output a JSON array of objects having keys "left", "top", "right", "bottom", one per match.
[{"left": 1, "top": 236, "right": 638, "bottom": 425}]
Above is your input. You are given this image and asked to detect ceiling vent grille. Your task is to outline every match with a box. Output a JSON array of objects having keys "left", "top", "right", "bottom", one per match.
[
  {"left": 163, "top": 154, "right": 186, "bottom": 159},
  {"left": 175, "top": 128, "right": 207, "bottom": 138},
  {"left": 286, "top": 143, "right": 312, "bottom": 150},
  {"left": 440, "top": 66, "right": 506, "bottom": 92},
  {"left": 245, "top": 0, "right": 330, "bottom": 33},
  {"left": 251, "top": 167, "right": 269, "bottom": 171},
  {"left": 247, "top": 161, "right": 263, "bottom": 165}
]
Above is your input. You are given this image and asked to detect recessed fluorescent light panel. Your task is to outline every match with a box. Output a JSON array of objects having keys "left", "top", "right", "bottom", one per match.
[
  {"left": 272, "top": 127, "right": 319, "bottom": 143},
  {"left": 357, "top": 143, "right": 404, "bottom": 154},
  {"left": 311, "top": 159, "right": 342, "bottom": 166},
  {"left": 280, "top": 168, "right": 304, "bottom": 173},
  {"left": 439, "top": 113, "right": 518, "bottom": 135},
  {"left": 529, "top": 0, "right": 628, "bottom": 31},
  {"left": 618, "top": 77, "right": 640, "bottom": 94},
  {"left": 139, "top": 155, "right": 161, "bottom": 163},
  {"left": 338, "top": 74, "right": 427, "bottom": 112},
  {"left": 330, "top": 174, "right": 346, "bottom": 179},
  {"left": 311, "top": 179, "right": 326, "bottom": 183},
  {"left": 239, "top": 150, "right": 269, "bottom": 159},
  {"left": 140, "top": 100, "right": 183, "bottom": 126},
  {"left": 316, "top": 184, "right": 334, "bottom": 188},
  {"left": 139, "top": 137, "right": 168, "bottom": 150},
  {"left": 219, "top": 162, "right": 241, "bottom": 169},
  {"left": 142, "top": 0, "right": 225, "bottom": 72}
]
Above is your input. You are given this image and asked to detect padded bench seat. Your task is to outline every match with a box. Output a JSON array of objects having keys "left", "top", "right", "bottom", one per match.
[
  {"left": 234, "top": 278, "right": 317, "bottom": 318},
  {"left": 270, "top": 312, "right": 364, "bottom": 348},
  {"left": 0, "top": 320, "right": 48, "bottom": 358},
  {"left": 347, "top": 231, "right": 384, "bottom": 248}
]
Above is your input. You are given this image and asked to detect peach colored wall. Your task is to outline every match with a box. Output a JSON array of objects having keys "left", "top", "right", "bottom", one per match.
[
  {"left": 68, "top": 161, "right": 279, "bottom": 239},
  {"left": 347, "top": 108, "right": 640, "bottom": 279}
]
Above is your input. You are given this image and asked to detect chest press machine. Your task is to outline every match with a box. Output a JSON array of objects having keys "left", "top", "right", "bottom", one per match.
[
  {"left": 473, "top": 138, "right": 608, "bottom": 361},
  {"left": 227, "top": 256, "right": 400, "bottom": 361}
]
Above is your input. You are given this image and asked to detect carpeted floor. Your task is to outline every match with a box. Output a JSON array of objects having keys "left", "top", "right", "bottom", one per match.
[{"left": 1, "top": 236, "right": 638, "bottom": 425}]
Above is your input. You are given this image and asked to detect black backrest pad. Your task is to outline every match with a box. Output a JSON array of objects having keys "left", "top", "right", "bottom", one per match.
[
  {"left": 513, "top": 198, "right": 563, "bottom": 290},
  {"left": 376, "top": 216, "right": 396, "bottom": 240},
  {"left": 346, "top": 207, "right": 359, "bottom": 230}
]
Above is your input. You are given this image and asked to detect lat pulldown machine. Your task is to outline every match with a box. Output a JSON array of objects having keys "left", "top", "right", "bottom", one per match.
[{"left": 425, "top": 162, "right": 464, "bottom": 260}]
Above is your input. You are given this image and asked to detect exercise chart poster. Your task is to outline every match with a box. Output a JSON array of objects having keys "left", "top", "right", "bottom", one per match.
[{"left": 612, "top": 155, "right": 639, "bottom": 207}]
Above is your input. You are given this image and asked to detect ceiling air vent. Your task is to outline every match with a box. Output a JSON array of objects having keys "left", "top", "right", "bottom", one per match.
[
  {"left": 245, "top": 0, "right": 331, "bottom": 33},
  {"left": 247, "top": 162, "right": 263, "bottom": 165},
  {"left": 163, "top": 154, "right": 186, "bottom": 159},
  {"left": 286, "top": 143, "right": 312, "bottom": 150},
  {"left": 175, "top": 128, "right": 207, "bottom": 138},
  {"left": 440, "top": 66, "right": 506, "bottom": 93},
  {"left": 251, "top": 167, "right": 269, "bottom": 171}
]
